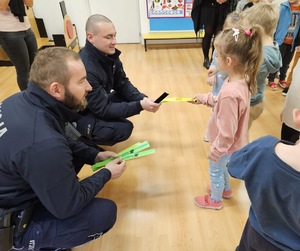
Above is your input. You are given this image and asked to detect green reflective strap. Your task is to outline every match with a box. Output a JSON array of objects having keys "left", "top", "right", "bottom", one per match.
[
  {"left": 92, "top": 141, "right": 152, "bottom": 172},
  {"left": 122, "top": 148, "right": 155, "bottom": 161},
  {"left": 119, "top": 141, "right": 150, "bottom": 158},
  {"left": 117, "top": 142, "right": 141, "bottom": 156},
  {"left": 91, "top": 157, "right": 114, "bottom": 171}
]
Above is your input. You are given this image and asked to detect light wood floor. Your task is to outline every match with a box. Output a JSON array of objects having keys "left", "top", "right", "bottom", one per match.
[{"left": 0, "top": 42, "right": 286, "bottom": 250}]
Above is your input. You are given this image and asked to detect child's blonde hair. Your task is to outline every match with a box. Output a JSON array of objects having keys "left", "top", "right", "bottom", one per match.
[
  {"left": 240, "top": 3, "right": 279, "bottom": 37},
  {"left": 224, "top": 11, "right": 241, "bottom": 29},
  {"left": 214, "top": 25, "right": 263, "bottom": 94}
]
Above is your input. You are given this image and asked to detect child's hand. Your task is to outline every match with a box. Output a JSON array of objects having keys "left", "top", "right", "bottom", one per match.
[
  {"left": 189, "top": 94, "right": 204, "bottom": 105},
  {"left": 295, "top": 46, "right": 300, "bottom": 52},
  {"left": 189, "top": 93, "right": 215, "bottom": 107}
]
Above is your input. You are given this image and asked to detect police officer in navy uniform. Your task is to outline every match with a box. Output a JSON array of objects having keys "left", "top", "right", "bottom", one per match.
[{"left": 0, "top": 47, "right": 126, "bottom": 251}]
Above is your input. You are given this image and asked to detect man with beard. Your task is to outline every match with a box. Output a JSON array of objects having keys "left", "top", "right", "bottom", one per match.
[{"left": 0, "top": 47, "right": 126, "bottom": 251}]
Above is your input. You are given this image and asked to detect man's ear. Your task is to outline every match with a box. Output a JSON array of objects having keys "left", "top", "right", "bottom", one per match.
[
  {"left": 48, "top": 82, "right": 64, "bottom": 101},
  {"left": 293, "top": 109, "right": 300, "bottom": 129},
  {"left": 87, "top": 33, "right": 93, "bottom": 43}
]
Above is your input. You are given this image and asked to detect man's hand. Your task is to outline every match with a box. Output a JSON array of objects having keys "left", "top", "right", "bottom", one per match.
[
  {"left": 94, "top": 151, "right": 118, "bottom": 163},
  {"left": 104, "top": 158, "right": 126, "bottom": 179},
  {"left": 140, "top": 97, "right": 160, "bottom": 112}
]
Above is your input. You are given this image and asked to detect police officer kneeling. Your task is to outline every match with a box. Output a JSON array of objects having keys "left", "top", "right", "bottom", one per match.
[{"left": 0, "top": 47, "right": 126, "bottom": 251}]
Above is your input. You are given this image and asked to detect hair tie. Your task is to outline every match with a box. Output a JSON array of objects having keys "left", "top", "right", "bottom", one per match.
[
  {"left": 245, "top": 29, "right": 252, "bottom": 36},
  {"left": 232, "top": 28, "right": 239, "bottom": 42}
]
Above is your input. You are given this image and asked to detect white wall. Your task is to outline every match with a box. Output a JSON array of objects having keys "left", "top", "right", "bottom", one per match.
[
  {"left": 33, "top": 0, "right": 150, "bottom": 46},
  {"left": 64, "top": 0, "right": 91, "bottom": 47},
  {"left": 139, "top": 0, "right": 150, "bottom": 34},
  {"left": 33, "top": 0, "right": 64, "bottom": 39},
  {"left": 89, "top": 0, "right": 141, "bottom": 44}
]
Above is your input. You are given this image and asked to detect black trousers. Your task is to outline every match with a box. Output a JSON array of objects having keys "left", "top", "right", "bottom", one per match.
[
  {"left": 11, "top": 199, "right": 117, "bottom": 250},
  {"left": 76, "top": 93, "right": 134, "bottom": 146},
  {"left": 281, "top": 122, "right": 300, "bottom": 144},
  {"left": 77, "top": 113, "right": 133, "bottom": 146},
  {"left": 199, "top": 1, "right": 228, "bottom": 59},
  {"left": 236, "top": 219, "right": 283, "bottom": 251},
  {"left": 0, "top": 29, "right": 38, "bottom": 91},
  {"left": 268, "top": 43, "right": 295, "bottom": 82}
]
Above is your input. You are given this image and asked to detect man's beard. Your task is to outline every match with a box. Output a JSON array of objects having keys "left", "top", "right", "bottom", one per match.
[{"left": 63, "top": 87, "right": 88, "bottom": 111}]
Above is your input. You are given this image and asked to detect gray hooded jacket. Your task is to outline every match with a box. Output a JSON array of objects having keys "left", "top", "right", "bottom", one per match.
[{"left": 251, "top": 42, "right": 282, "bottom": 106}]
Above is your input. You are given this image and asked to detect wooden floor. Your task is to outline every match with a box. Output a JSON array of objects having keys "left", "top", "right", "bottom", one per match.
[{"left": 0, "top": 42, "right": 286, "bottom": 251}]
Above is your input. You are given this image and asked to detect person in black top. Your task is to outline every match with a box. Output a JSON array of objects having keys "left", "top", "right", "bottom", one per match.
[{"left": 191, "top": 0, "right": 233, "bottom": 69}]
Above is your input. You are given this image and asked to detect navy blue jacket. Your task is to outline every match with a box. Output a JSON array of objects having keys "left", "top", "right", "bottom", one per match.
[
  {"left": 79, "top": 40, "right": 146, "bottom": 119},
  {"left": 228, "top": 136, "right": 300, "bottom": 250},
  {"left": 0, "top": 83, "right": 111, "bottom": 219}
]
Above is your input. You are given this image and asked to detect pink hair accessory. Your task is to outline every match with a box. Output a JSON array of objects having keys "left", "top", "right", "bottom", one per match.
[{"left": 245, "top": 29, "right": 252, "bottom": 36}]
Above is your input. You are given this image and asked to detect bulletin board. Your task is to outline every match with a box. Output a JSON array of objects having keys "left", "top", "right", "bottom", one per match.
[
  {"left": 147, "top": 0, "right": 193, "bottom": 18},
  {"left": 147, "top": 0, "right": 194, "bottom": 31}
]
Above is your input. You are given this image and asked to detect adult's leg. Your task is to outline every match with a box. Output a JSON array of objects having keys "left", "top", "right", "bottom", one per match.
[
  {"left": 200, "top": 5, "right": 217, "bottom": 60},
  {"left": 76, "top": 113, "right": 133, "bottom": 146},
  {"left": 12, "top": 198, "right": 117, "bottom": 250},
  {"left": 0, "top": 30, "right": 36, "bottom": 91},
  {"left": 24, "top": 28, "right": 38, "bottom": 66},
  {"left": 91, "top": 118, "right": 133, "bottom": 146}
]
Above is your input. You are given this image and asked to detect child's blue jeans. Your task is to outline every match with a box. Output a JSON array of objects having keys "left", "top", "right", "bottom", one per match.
[{"left": 209, "top": 154, "right": 232, "bottom": 202}]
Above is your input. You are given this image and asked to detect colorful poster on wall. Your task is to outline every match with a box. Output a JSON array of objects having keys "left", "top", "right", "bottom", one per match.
[
  {"left": 147, "top": 0, "right": 186, "bottom": 18},
  {"left": 184, "top": 0, "right": 193, "bottom": 18}
]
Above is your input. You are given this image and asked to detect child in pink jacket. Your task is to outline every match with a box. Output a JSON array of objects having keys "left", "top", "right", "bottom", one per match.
[{"left": 190, "top": 25, "right": 263, "bottom": 210}]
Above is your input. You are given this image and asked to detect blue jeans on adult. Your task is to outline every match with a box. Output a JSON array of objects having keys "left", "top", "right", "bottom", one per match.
[
  {"left": 0, "top": 28, "right": 38, "bottom": 91},
  {"left": 209, "top": 154, "right": 232, "bottom": 202}
]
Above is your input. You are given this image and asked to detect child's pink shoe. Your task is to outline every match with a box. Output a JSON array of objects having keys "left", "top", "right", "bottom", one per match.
[{"left": 194, "top": 194, "right": 222, "bottom": 210}]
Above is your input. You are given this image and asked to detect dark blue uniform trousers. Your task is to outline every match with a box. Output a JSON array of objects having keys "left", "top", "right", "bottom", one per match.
[
  {"left": 11, "top": 198, "right": 117, "bottom": 250},
  {"left": 76, "top": 92, "right": 135, "bottom": 146}
]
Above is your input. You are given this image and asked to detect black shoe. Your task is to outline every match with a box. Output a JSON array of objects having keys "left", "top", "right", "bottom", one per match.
[
  {"left": 282, "top": 87, "right": 289, "bottom": 96},
  {"left": 203, "top": 58, "right": 210, "bottom": 69}
]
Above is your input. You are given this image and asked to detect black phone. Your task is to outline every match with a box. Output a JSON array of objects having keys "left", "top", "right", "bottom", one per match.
[{"left": 154, "top": 92, "right": 169, "bottom": 103}]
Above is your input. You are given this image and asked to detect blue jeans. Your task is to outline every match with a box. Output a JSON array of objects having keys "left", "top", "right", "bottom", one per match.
[
  {"left": 11, "top": 198, "right": 117, "bottom": 250},
  {"left": 209, "top": 154, "right": 232, "bottom": 202},
  {"left": 0, "top": 28, "right": 38, "bottom": 91}
]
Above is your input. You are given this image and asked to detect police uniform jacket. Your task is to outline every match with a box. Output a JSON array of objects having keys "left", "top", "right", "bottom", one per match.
[
  {"left": 0, "top": 83, "right": 111, "bottom": 219},
  {"left": 79, "top": 39, "right": 146, "bottom": 119}
]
